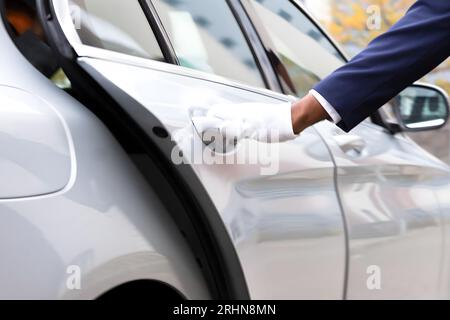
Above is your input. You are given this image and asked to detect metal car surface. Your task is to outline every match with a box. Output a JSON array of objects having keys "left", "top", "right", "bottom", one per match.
[{"left": 0, "top": 0, "right": 449, "bottom": 300}]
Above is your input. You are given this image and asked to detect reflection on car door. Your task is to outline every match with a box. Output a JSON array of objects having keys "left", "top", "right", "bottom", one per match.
[
  {"left": 244, "top": 0, "right": 447, "bottom": 298},
  {"left": 78, "top": 57, "right": 346, "bottom": 300},
  {"left": 45, "top": 0, "right": 347, "bottom": 299},
  {"left": 315, "top": 121, "right": 447, "bottom": 299},
  {"left": 80, "top": 58, "right": 345, "bottom": 299}
]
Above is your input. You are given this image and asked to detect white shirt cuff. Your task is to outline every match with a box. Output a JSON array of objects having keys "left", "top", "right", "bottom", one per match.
[{"left": 309, "top": 89, "right": 342, "bottom": 124}]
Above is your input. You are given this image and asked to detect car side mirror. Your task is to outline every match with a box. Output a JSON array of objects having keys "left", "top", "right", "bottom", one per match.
[{"left": 393, "top": 83, "right": 449, "bottom": 132}]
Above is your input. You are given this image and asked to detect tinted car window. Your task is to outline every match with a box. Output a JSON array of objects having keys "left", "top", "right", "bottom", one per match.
[
  {"left": 70, "top": 0, "right": 165, "bottom": 60},
  {"left": 247, "top": 0, "right": 345, "bottom": 96},
  {"left": 153, "top": 0, "right": 266, "bottom": 87}
]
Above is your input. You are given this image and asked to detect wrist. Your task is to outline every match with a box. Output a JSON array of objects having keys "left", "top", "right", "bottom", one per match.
[{"left": 291, "top": 93, "right": 329, "bottom": 134}]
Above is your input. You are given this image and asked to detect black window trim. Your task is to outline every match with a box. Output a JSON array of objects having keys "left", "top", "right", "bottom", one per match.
[
  {"left": 138, "top": 0, "right": 179, "bottom": 65},
  {"left": 226, "top": 0, "right": 282, "bottom": 92},
  {"left": 144, "top": 0, "right": 274, "bottom": 90},
  {"left": 225, "top": 0, "right": 280, "bottom": 91}
]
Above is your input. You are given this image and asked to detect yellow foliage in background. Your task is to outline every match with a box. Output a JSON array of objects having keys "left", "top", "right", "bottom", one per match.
[
  {"left": 312, "top": 0, "right": 450, "bottom": 95},
  {"left": 324, "top": 0, "right": 412, "bottom": 45}
]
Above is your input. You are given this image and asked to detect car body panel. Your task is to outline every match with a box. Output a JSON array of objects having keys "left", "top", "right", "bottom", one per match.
[
  {"left": 0, "top": 85, "right": 73, "bottom": 199},
  {"left": 49, "top": 0, "right": 450, "bottom": 300},
  {"left": 79, "top": 57, "right": 346, "bottom": 299},
  {"left": 236, "top": 0, "right": 450, "bottom": 299},
  {"left": 1, "top": 0, "right": 449, "bottom": 300},
  {"left": 432, "top": 177, "right": 450, "bottom": 297},
  {"left": 315, "top": 120, "right": 450, "bottom": 299},
  {"left": 0, "top": 19, "right": 209, "bottom": 299}
]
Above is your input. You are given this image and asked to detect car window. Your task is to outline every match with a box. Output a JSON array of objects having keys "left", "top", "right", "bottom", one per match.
[
  {"left": 153, "top": 0, "right": 266, "bottom": 88},
  {"left": 69, "top": 0, "right": 165, "bottom": 60},
  {"left": 247, "top": 0, "right": 345, "bottom": 96}
]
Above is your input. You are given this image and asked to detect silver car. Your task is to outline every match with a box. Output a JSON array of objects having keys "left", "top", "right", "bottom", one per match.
[{"left": 1, "top": 0, "right": 450, "bottom": 300}]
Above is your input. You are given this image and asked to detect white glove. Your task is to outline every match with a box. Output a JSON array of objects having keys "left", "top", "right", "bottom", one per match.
[{"left": 191, "top": 102, "right": 298, "bottom": 143}]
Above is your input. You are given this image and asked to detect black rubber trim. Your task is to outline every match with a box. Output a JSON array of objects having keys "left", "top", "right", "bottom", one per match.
[
  {"left": 238, "top": 0, "right": 300, "bottom": 95},
  {"left": 35, "top": 0, "right": 250, "bottom": 300},
  {"left": 226, "top": 0, "right": 278, "bottom": 91},
  {"left": 139, "top": 0, "right": 179, "bottom": 65},
  {"left": 228, "top": 0, "right": 282, "bottom": 92}
]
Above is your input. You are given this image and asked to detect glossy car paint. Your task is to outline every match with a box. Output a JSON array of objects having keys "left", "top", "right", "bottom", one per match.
[
  {"left": 1, "top": 0, "right": 449, "bottom": 300},
  {"left": 314, "top": 120, "right": 450, "bottom": 299},
  {"left": 80, "top": 57, "right": 346, "bottom": 299},
  {"left": 41, "top": 0, "right": 450, "bottom": 299},
  {"left": 0, "top": 20, "right": 209, "bottom": 299},
  {"left": 0, "top": 86, "right": 72, "bottom": 199}
]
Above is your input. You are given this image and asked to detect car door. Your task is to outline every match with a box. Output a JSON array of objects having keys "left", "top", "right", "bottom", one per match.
[
  {"left": 242, "top": 0, "right": 448, "bottom": 299},
  {"left": 40, "top": 0, "right": 347, "bottom": 299}
]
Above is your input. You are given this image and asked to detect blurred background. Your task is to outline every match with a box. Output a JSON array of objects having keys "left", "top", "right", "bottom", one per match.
[{"left": 302, "top": 0, "right": 450, "bottom": 163}]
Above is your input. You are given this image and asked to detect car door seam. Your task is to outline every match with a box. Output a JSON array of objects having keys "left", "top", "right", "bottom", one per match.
[{"left": 312, "top": 124, "right": 350, "bottom": 300}]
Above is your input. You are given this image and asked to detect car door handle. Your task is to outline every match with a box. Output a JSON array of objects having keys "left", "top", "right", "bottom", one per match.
[
  {"left": 189, "top": 107, "right": 239, "bottom": 154},
  {"left": 333, "top": 135, "right": 366, "bottom": 154}
]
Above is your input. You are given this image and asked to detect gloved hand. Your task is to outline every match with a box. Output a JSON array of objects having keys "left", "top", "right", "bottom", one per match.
[{"left": 191, "top": 102, "right": 298, "bottom": 143}]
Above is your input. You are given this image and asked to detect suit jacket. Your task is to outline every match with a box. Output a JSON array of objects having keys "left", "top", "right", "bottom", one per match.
[{"left": 313, "top": 0, "right": 450, "bottom": 132}]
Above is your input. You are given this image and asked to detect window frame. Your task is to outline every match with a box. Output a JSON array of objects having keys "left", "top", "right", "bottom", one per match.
[
  {"left": 63, "top": 0, "right": 168, "bottom": 62},
  {"left": 44, "top": 0, "right": 279, "bottom": 93},
  {"left": 138, "top": 0, "right": 179, "bottom": 64},
  {"left": 145, "top": 0, "right": 274, "bottom": 89}
]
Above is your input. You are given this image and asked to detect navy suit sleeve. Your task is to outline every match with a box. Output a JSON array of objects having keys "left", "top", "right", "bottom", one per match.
[{"left": 313, "top": 0, "right": 450, "bottom": 132}]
